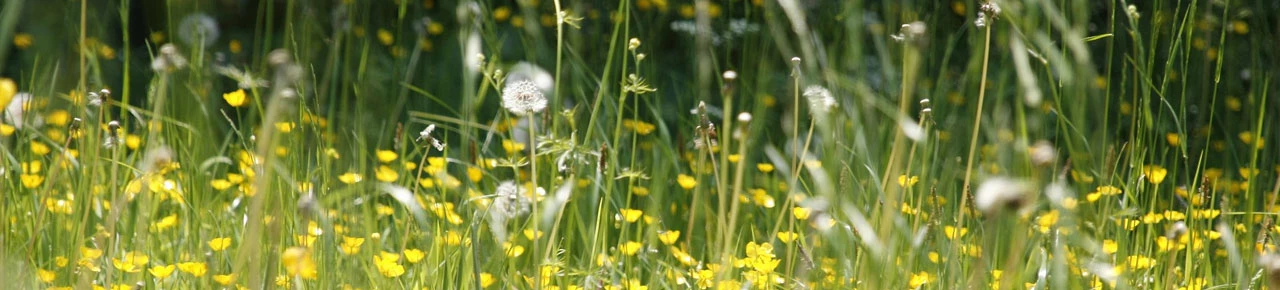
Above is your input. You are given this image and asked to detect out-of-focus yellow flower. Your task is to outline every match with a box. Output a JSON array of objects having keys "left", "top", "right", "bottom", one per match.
[
  {"left": 618, "top": 208, "right": 643, "bottom": 223},
  {"left": 792, "top": 207, "right": 811, "bottom": 220},
  {"left": 377, "top": 29, "right": 395, "bottom": 45},
  {"left": 1143, "top": 165, "right": 1167, "bottom": 184},
  {"left": 898, "top": 175, "right": 919, "bottom": 187},
  {"left": 213, "top": 273, "right": 236, "bottom": 285},
  {"left": 340, "top": 236, "right": 365, "bottom": 255},
  {"left": 403, "top": 248, "right": 425, "bottom": 263},
  {"left": 619, "top": 241, "right": 643, "bottom": 256},
  {"left": 223, "top": 89, "right": 247, "bottom": 107},
  {"left": 374, "top": 252, "right": 405, "bottom": 278},
  {"left": 777, "top": 231, "right": 800, "bottom": 244},
  {"left": 375, "top": 165, "right": 399, "bottom": 182},
  {"left": 677, "top": 174, "right": 697, "bottom": 189},
  {"left": 339, "top": 172, "right": 363, "bottom": 184},
  {"left": 909, "top": 271, "right": 934, "bottom": 288},
  {"left": 149, "top": 264, "right": 176, "bottom": 278},
  {"left": 658, "top": 231, "right": 680, "bottom": 245},
  {"left": 208, "top": 237, "right": 232, "bottom": 251},
  {"left": 376, "top": 150, "right": 398, "bottom": 163},
  {"left": 36, "top": 268, "right": 56, "bottom": 282},
  {"left": 281, "top": 247, "right": 317, "bottom": 279},
  {"left": 152, "top": 214, "right": 179, "bottom": 231}
]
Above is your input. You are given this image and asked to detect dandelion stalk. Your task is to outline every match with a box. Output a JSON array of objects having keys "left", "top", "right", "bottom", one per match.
[{"left": 958, "top": 14, "right": 994, "bottom": 225}]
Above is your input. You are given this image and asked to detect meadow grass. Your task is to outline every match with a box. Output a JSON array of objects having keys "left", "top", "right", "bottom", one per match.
[{"left": 0, "top": 0, "right": 1276, "bottom": 289}]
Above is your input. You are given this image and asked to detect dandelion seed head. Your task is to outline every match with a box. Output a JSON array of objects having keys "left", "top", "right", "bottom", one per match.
[
  {"left": 501, "top": 80, "right": 547, "bottom": 115},
  {"left": 178, "top": 13, "right": 220, "bottom": 47},
  {"left": 974, "top": 176, "right": 1033, "bottom": 216},
  {"left": 803, "top": 85, "right": 837, "bottom": 114},
  {"left": 151, "top": 44, "right": 188, "bottom": 72},
  {"left": 491, "top": 181, "right": 532, "bottom": 222}
]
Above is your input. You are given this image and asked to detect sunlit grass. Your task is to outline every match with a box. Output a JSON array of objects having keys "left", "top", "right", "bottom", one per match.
[{"left": 0, "top": 0, "right": 1276, "bottom": 289}]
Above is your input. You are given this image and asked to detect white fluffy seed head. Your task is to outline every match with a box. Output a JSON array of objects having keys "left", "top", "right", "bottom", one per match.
[
  {"left": 803, "top": 85, "right": 837, "bottom": 114},
  {"left": 501, "top": 80, "right": 547, "bottom": 116},
  {"left": 974, "top": 176, "right": 1033, "bottom": 216},
  {"left": 491, "top": 181, "right": 531, "bottom": 220}
]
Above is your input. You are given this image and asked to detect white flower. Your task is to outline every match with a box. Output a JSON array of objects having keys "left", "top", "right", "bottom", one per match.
[
  {"left": 974, "top": 176, "right": 1033, "bottom": 216},
  {"left": 417, "top": 124, "right": 446, "bottom": 151},
  {"left": 803, "top": 85, "right": 837, "bottom": 114},
  {"left": 3, "top": 92, "right": 41, "bottom": 129},
  {"left": 501, "top": 80, "right": 547, "bottom": 115}
]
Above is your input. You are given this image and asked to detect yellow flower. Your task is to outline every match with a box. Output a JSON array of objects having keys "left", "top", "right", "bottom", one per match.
[
  {"left": 36, "top": 268, "right": 56, "bottom": 282},
  {"left": 12, "top": 34, "right": 32, "bottom": 49},
  {"left": 658, "top": 231, "right": 680, "bottom": 245},
  {"left": 47, "top": 110, "right": 70, "bottom": 126},
  {"left": 341, "top": 236, "right": 365, "bottom": 255},
  {"left": 377, "top": 29, "right": 395, "bottom": 46},
  {"left": 480, "top": 272, "right": 496, "bottom": 288},
  {"left": 757, "top": 163, "right": 775, "bottom": 173},
  {"left": 1166, "top": 133, "right": 1182, "bottom": 146},
  {"left": 618, "top": 241, "right": 643, "bottom": 256},
  {"left": 31, "top": 142, "right": 51, "bottom": 155},
  {"left": 281, "top": 247, "right": 317, "bottom": 279},
  {"left": 403, "top": 248, "right": 425, "bottom": 263},
  {"left": 898, "top": 175, "right": 919, "bottom": 187},
  {"left": 1102, "top": 240, "right": 1118, "bottom": 254},
  {"left": 464, "top": 167, "right": 484, "bottom": 183},
  {"left": 213, "top": 273, "right": 237, "bottom": 285},
  {"left": 338, "top": 172, "right": 363, "bottom": 184},
  {"left": 223, "top": 89, "right": 247, "bottom": 107},
  {"left": 375, "top": 165, "right": 400, "bottom": 182},
  {"left": 274, "top": 122, "right": 295, "bottom": 133},
  {"left": 909, "top": 271, "right": 934, "bottom": 288},
  {"left": 1143, "top": 165, "right": 1167, "bottom": 184},
  {"left": 618, "top": 208, "right": 643, "bottom": 223},
  {"left": 374, "top": 252, "right": 406, "bottom": 278},
  {"left": 677, "top": 174, "right": 697, "bottom": 189},
  {"left": 943, "top": 226, "right": 968, "bottom": 240},
  {"left": 777, "top": 231, "right": 800, "bottom": 244},
  {"left": 1126, "top": 255, "right": 1156, "bottom": 269},
  {"left": 112, "top": 252, "right": 149, "bottom": 273},
  {"left": 504, "top": 243, "right": 525, "bottom": 258},
  {"left": 21, "top": 174, "right": 44, "bottom": 189},
  {"left": 208, "top": 237, "right": 232, "bottom": 251},
  {"left": 792, "top": 207, "right": 811, "bottom": 220},
  {"left": 152, "top": 214, "right": 179, "bottom": 231},
  {"left": 177, "top": 262, "right": 208, "bottom": 277},
  {"left": 502, "top": 140, "right": 525, "bottom": 154},
  {"left": 149, "top": 264, "right": 176, "bottom": 278},
  {"left": 376, "top": 150, "right": 398, "bottom": 163},
  {"left": 0, "top": 78, "right": 15, "bottom": 107}
]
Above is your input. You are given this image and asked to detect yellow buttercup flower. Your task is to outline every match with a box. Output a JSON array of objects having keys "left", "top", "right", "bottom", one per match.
[
  {"left": 341, "top": 236, "right": 365, "bottom": 255},
  {"left": 677, "top": 174, "right": 697, "bottom": 190},
  {"left": 213, "top": 273, "right": 236, "bottom": 285},
  {"left": 208, "top": 237, "right": 232, "bottom": 251},
  {"left": 223, "top": 89, "right": 247, "bottom": 107},
  {"left": 338, "top": 172, "right": 363, "bottom": 184},
  {"left": 403, "top": 248, "right": 425, "bottom": 263},
  {"left": 658, "top": 231, "right": 680, "bottom": 245},
  {"left": 376, "top": 150, "right": 398, "bottom": 163},
  {"left": 618, "top": 241, "right": 643, "bottom": 256},
  {"left": 1143, "top": 165, "right": 1167, "bottom": 184},
  {"left": 149, "top": 264, "right": 176, "bottom": 278},
  {"left": 777, "top": 231, "right": 800, "bottom": 244}
]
